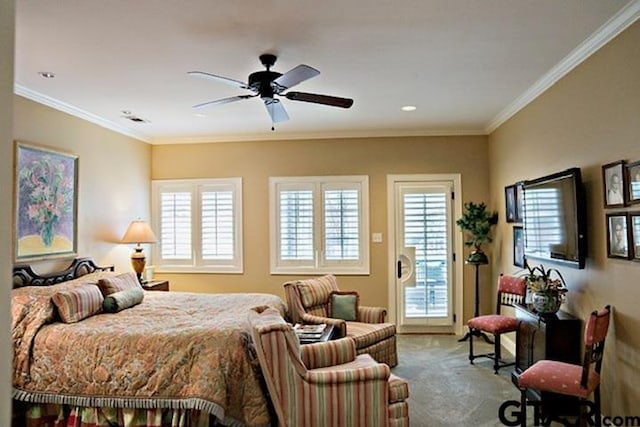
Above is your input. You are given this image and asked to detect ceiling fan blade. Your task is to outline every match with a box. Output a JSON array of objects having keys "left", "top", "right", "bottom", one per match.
[
  {"left": 263, "top": 98, "right": 289, "bottom": 123},
  {"left": 272, "top": 65, "right": 320, "bottom": 92},
  {"left": 193, "top": 94, "right": 255, "bottom": 109},
  {"left": 285, "top": 91, "right": 354, "bottom": 108},
  {"left": 188, "top": 71, "right": 250, "bottom": 90}
]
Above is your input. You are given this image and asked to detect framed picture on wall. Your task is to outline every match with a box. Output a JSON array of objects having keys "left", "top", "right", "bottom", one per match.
[
  {"left": 513, "top": 225, "right": 524, "bottom": 267},
  {"left": 505, "top": 185, "right": 516, "bottom": 223},
  {"left": 602, "top": 160, "right": 626, "bottom": 208},
  {"left": 14, "top": 142, "right": 78, "bottom": 261},
  {"left": 630, "top": 213, "right": 640, "bottom": 261},
  {"left": 514, "top": 181, "right": 524, "bottom": 223},
  {"left": 605, "top": 213, "right": 630, "bottom": 259},
  {"left": 626, "top": 160, "right": 640, "bottom": 205}
]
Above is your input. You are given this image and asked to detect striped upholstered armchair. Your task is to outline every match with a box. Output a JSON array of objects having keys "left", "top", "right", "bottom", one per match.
[
  {"left": 248, "top": 307, "right": 410, "bottom": 427},
  {"left": 284, "top": 274, "right": 398, "bottom": 367}
]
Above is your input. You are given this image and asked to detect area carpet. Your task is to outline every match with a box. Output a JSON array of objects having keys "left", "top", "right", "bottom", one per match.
[{"left": 393, "top": 334, "right": 536, "bottom": 427}]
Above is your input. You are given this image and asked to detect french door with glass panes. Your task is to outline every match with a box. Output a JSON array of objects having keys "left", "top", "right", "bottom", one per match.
[{"left": 388, "top": 175, "right": 460, "bottom": 333}]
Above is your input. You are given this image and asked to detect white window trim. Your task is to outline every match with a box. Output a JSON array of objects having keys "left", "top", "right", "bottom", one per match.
[
  {"left": 269, "top": 175, "right": 370, "bottom": 275},
  {"left": 152, "top": 178, "right": 243, "bottom": 274}
]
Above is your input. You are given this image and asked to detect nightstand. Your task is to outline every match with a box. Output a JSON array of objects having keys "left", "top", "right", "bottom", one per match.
[{"left": 142, "top": 280, "right": 169, "bottom": 292}]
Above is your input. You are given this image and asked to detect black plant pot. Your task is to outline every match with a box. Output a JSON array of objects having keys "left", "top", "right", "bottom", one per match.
[{"left": 467, "top": 249, "right": 488, "bottom": 265}]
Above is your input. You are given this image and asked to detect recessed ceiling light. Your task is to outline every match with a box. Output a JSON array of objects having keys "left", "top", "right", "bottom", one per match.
[
  {"left": 401, "top": 105, "right": 416, "bottom": 112},
  {"left": 38, "top": 71, "right": 55, "bottom": 79}
]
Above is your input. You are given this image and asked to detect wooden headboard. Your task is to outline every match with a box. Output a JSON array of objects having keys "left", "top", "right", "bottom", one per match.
[{"left": 12, "top": 257, "right": 115, "bottom": 288}]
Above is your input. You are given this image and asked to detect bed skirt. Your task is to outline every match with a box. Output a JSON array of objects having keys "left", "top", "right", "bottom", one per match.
[{"left": 12, "top": 401, "right": 227, "bottom": 427}]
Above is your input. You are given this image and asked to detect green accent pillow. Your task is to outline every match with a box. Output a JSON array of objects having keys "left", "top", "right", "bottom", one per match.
[
  {"left": 103, "top": 287, "right": 145, "bottom": 313},
  {"left": 329, "top": 291, "right": 359, "bottom": 321}
]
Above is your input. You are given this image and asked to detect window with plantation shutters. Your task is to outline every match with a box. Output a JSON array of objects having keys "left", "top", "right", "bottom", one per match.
[
  {"left": 270, "top": 176, "right": 369, "bottom": 275},
  {"left": 152, "top": 178, "right": 242, "bottom": 273}
]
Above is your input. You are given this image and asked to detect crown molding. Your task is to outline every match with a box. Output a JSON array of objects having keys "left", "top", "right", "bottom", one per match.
[
  {"left": 150, "top": 127, "right": 486, "bottom": 145},
  {"left": 14, "top": 84, "right": 151, "bottom": 143},
  {"left": 485, "top": 0, "right": 640, "bottom": 134}
]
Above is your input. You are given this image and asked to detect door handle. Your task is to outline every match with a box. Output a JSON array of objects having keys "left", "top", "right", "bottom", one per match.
[{"left": 397, "top": 260, "right": 402, "bottom": 279}]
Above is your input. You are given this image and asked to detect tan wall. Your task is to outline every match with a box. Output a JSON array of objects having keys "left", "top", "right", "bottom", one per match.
[
  {"left": 152, "top": 136, "right": 490, "bottom": 316},
  {"left": 13, "top": 96, "right": 152, "bottom": 274},
  {"left": 488, "top": 21, "right": 640, "bottom": 416},
  {"left": 1, "top": 1, "right": 15, "bottom": 422}
]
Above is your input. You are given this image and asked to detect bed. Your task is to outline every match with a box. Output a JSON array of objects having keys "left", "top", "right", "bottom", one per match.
[{"left": 11, "top": 258, "right": 286, "bottom": 427}]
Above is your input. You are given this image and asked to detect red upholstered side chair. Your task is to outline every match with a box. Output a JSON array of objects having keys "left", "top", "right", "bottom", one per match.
[
  {"left": 467, "top": 274, "right": 527, "bottom": 373},
  {"left": 518, "top": 305, "right": 611, "bottom": 427}
]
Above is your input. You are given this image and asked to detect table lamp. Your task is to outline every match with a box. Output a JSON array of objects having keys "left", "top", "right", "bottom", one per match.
[{"left": 121, "top": 220, "right": 157, "bottom": 283}]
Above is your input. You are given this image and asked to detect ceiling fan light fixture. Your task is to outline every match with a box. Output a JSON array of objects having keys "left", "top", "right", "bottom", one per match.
[
  {"left": 189, "top": 54, "right": 353, "bottom": 127},
  {"left": 38, "top": 71, "right": 55, "bottom": 79}
]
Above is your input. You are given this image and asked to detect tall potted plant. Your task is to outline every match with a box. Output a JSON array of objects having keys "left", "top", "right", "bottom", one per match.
[{"left": 456, "top": 202, "right": 498, "bottom": 264}]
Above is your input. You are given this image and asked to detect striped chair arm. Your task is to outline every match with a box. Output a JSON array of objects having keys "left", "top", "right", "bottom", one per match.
[
  {"left": 301, "top": 313, "right": 347, "bottom": 336},
  {"left": 300, "top": 337, "right": 356, "bottom": 369},
  {"left": 358, "top": 306, "right": 387, "bottom": 323},
  {"left": 306, "top": 363, "right": 390, "bottom": 385}
]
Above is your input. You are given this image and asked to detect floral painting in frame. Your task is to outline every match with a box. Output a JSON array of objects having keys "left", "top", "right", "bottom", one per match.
[{"left": 14, "top": 142, "right": 78, "bottom": 261}]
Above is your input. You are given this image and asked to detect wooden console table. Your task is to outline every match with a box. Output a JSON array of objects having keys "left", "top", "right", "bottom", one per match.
[{"left": 511, "top": 304, "right": 582, "bottom": 419}]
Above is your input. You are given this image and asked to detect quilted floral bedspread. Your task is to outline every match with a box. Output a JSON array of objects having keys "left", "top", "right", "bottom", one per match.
[{"left": 12, "top": 273, "right": 286, "bottom": 427}]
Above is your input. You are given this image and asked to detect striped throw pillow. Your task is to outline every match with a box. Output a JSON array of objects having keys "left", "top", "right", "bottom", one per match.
[
  {"left": 98, "top": 272, "right": 141, "bottom": 296},
  {"left": 52, "top": 284, "right": 104, "bottom": 323}
]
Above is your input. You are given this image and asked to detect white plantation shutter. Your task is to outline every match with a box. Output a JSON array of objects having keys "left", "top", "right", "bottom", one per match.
[
  {"left": 160, "top": 191, "right": 192, "bottom": 260},
  {"left": 201, "top": 190, "right": 234, "bottom": 260},
  {"left": 324, "top": 189, "right": 359, "bottom": 260},
  {"left": 403, "top": 192, "right": 448, "bottom": 317},
  {"left": 280, "top": 190, "right": 314, "bottom": 260},
  {"left": 152, "top": 179, "right": 242, "bottom": 272},
  {"left": 270, "top": 176, "right": 369, "bottom": 274}
]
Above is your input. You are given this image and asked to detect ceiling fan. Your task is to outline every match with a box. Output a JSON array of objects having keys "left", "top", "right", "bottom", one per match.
[{"left": 188, "top": 54, "right": 354, "bottom": 127}]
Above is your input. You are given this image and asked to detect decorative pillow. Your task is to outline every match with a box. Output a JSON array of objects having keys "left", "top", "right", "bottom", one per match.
[
  {"left": 297, "top": 275, "right": 339, "bottom": 309},
  {"left": 52, "top": 284, "right": 104, "bottom": 323},
  {"left": 103, "top": 288, "right": 145, "bottom": 313},
  {"left": 98, "top": 272, "right": 141, "bottom": 296},
  {"left": 329, "top": 291, "right": 359, "bottom": 321}
]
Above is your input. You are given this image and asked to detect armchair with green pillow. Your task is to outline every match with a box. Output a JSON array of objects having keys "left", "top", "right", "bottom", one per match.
[{"left": 284, "top": 274, "right": 398, "bottom": 367}]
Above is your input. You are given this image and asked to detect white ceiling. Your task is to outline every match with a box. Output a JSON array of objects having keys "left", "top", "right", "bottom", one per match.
[{"left": 14, "top": 0, "right": 640, "bottom": 144}]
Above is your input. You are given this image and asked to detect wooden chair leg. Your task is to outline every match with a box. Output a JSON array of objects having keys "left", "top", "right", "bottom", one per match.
[
  {"left": 494, "top": 334, "right": 501, "bottom": 374},
  {"left": 469, "top": 327, "right": 474, "bottom": 363}
]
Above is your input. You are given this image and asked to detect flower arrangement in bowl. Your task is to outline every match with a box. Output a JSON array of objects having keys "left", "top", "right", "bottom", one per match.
[{"left": 522, "top": 262, "right": 568, "bottom": 315}]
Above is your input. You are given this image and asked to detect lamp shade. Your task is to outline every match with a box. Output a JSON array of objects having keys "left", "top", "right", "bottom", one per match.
[{"left": 121, "top": 220, "right": 157, "bottom": 244}]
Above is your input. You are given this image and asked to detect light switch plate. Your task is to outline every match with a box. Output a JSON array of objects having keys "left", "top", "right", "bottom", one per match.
[{"left": 372, "top": 232, "right": 383, "bottom": 243}]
